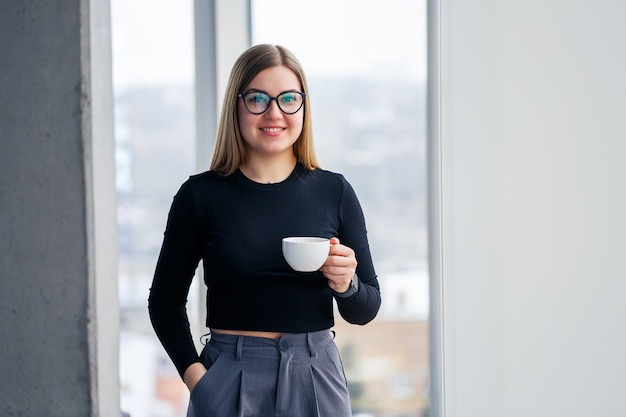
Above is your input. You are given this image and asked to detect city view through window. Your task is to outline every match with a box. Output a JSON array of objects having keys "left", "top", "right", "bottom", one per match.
[{"left": 113, "top": 1, "right": 428, "bottom": 416}]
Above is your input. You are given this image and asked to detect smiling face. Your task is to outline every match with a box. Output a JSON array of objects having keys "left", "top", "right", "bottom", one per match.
[{"left": 237, "top": 65, "right": 305, "bottom": 160}]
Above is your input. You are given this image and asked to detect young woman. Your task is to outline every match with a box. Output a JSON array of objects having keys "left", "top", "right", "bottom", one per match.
[{"left": 148, "top": 44, "right": 381, "bottom": 417}]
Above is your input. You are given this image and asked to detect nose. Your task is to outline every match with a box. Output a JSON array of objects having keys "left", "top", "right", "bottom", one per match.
[{"left": 264, "top": 98, "right": 283, "bottom": 118}]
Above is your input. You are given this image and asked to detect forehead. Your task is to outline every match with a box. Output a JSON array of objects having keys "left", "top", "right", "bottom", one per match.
[{"left": 244, "top": 65, "right": 301, "bottom": 93}]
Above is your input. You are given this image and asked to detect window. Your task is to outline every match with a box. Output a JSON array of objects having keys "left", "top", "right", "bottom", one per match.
[
  {"left": 252, "top": 1, "right": 430, "bottom": 416},
  {"left": 113, "top": 2, "right": 429, "bottom": 416},
  {"left": 112, "top": 1, "right": 195, "bottom": 416}
]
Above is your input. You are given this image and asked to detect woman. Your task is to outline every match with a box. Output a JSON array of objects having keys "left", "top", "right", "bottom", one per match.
[{"left": 148, "top": 44, "right": 381, "bottom": 417}]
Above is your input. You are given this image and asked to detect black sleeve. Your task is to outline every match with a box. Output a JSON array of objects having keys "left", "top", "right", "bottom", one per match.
[
  {"left": 148, "top": 180, "right": 203, "bottom": 378},
  {"left": 334, "top": 177, "right": 382, "bottom": 324}
]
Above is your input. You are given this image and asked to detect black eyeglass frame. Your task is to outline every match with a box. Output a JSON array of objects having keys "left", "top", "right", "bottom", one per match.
[{"left": 237, "top": 90, "right": 306, "bottom": 115}]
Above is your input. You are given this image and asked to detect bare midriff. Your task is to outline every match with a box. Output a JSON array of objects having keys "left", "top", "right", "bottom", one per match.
[{"left": 210, "top": 328, "right": 287, "bottom": 340}]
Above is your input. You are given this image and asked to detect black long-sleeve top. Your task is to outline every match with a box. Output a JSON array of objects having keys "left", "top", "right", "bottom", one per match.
[{"left": 148, "top": 164, "right": 381, "bottom": 377}]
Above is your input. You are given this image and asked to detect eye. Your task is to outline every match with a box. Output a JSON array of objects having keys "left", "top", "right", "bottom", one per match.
[
  {"left": 279, "top": 92, "right": 298, "bottom": 104},
  {"left": 246, "top": 92, "right": 269, "bottom": 105}
]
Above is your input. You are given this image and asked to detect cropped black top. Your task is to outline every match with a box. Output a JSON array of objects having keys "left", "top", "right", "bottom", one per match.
[{"left": 148, "top": 164, "right": 381, "bottom": 377}]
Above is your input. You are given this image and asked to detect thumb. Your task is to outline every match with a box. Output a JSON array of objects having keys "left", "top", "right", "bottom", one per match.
[{"left": 329, "top": 237, "right": 340, "bottom": 245}]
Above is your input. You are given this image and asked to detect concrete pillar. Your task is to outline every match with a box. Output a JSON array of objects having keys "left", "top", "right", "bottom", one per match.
[{"left": 0, "top": 0, "right": 119, "bottom": 416}]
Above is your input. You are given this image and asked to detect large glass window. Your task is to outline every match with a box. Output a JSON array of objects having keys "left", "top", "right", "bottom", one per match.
[
  {"left": 252, "top": 1, "right": 429, "bottom": 416},
  {"left": 113, "top": 1, "right": 428, "bottom": 416},
  {"left": 111, "top": 1, "right": 196, "bottom": 416}
]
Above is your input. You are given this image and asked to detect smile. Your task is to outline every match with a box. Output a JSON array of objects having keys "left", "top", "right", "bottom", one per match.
[{"left": 260, "top": 127, "right": 285, "bottom": 133}]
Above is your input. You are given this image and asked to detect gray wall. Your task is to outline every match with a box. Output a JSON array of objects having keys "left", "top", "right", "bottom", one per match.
[
  {"left": 431, "top": 0, "right": 626, "bottom": 416},
  {"left": 0, "top": 1, "right": 119, "bottom": 416}
]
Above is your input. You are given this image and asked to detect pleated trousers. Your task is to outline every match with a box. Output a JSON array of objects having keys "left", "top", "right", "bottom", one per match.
[{"left": 187, "top": 330, "right": 352, "bottom": 417}]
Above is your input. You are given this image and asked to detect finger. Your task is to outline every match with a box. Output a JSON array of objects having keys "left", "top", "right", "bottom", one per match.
[
  {"left": 329, "top": 243, "right": 354, "bottom": 258},
  {"left": 324, "top": 255, "right": 353, "bottom": 269},
  {"left": 324, "top": 269, "right": 353, "bottom": 285},
  {"left": 329, "top": 237, "right": 340, "bottom": 245},
  {"left": 321, "top": 258, "right": 357, "bottom": 276}
]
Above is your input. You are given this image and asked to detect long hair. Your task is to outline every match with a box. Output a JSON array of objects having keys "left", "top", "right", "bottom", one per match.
[{"left": 210, "top": 44, "right": 320, "bottom": 176}]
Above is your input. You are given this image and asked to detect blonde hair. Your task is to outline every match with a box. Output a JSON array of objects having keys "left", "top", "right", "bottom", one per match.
[{"left": 210, "top": 44, "right": 320, "bottom": 176}]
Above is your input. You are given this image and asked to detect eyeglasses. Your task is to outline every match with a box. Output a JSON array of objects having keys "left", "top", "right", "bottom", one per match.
[{"left": 238, "top": 90, "right": 306, "bottom": 115}]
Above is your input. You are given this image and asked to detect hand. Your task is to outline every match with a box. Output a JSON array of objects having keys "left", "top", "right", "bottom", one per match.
[
  {"left": 320, "top": 237, "right": 357, "bottom": 293},
  {"left": 183, "top": 362, "right": 207, "bottom": 392}
]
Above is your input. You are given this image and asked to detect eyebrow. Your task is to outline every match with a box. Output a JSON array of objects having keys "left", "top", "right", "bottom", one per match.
[{"left": 242, "top": 88, "right": 301, "bottom": 94}]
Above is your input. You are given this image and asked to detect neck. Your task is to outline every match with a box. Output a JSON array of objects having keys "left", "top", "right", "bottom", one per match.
[{"left": 240, "top": 153, "right": 297, "bottom": 184}]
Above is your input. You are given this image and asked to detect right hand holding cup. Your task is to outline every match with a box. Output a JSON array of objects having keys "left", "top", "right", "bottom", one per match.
[{"left": 320, "top": 237, "right": 357, "bottom": 293}]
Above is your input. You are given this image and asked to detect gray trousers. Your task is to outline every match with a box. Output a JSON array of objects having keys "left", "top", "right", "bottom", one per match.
[{"left": 186, "top": 330, "right": 351, "bottom": 417}]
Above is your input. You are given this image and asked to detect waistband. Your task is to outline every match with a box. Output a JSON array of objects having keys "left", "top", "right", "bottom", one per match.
[{"left": 206, "top": 330, "right": 333, "bottom": 359}]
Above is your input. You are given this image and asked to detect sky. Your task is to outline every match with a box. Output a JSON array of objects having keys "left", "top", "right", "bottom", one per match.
[
  {"left": 110, "top": 0, "right": 195, "bottom": 88},
  {"left": 252, "top": 0, "right": 427, "bottom": 81},
  {"left": 110, "top": 0, "right": 427, "bottom": 89}
]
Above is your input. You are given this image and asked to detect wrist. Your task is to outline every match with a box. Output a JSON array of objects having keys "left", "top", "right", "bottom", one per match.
[
  {"left": 332, "top": 274, "right": 359, "bottom": 298},
  {"left": 183, "top": 362, "right": 207, "bottom": 392}
]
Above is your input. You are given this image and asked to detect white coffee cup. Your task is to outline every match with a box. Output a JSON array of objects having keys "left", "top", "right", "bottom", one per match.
[{"left": 282, "top": 237, "right": 330, "bottom": 272}]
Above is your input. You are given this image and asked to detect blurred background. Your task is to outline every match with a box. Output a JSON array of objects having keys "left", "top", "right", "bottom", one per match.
[{"left": 4, "top": 1, "right": 624, "bottom": 416}]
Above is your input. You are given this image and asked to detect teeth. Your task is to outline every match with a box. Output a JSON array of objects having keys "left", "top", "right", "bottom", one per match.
[{"left": 262, "top": 128, "right": 283, "bottom": 133}]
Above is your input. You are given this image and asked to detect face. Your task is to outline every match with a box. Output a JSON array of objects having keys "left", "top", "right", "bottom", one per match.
[{"left": 238, "top": 65, "right": 304, "bottom": 160}]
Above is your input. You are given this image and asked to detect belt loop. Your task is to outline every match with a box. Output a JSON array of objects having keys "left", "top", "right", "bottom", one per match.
[
  {"left": 236, "top": 336, "right": 244, "bottom": 361},
  {"left": 307, "top": 332, "right": 317, "bottom": 358},
  {"left": 200, "top": 332, "right": 212, "bottom": 346}
]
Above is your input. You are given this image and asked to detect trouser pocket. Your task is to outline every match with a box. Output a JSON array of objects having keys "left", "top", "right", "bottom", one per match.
[{"left": 187, "top": 342, "right": 243, "bottom": 417}]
